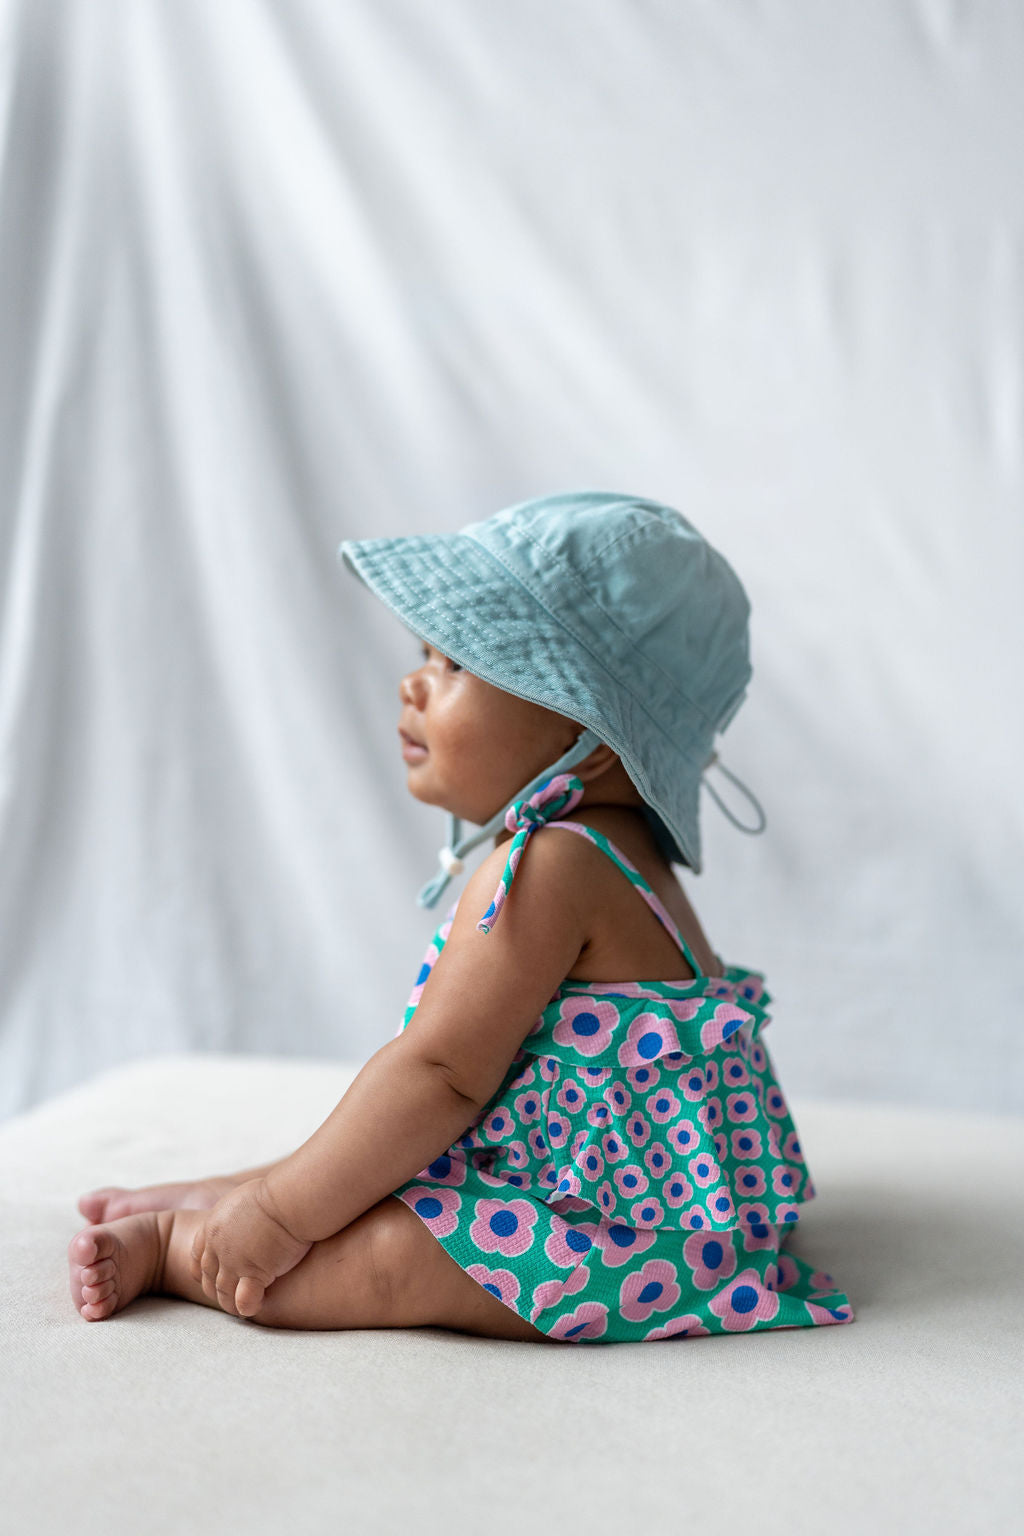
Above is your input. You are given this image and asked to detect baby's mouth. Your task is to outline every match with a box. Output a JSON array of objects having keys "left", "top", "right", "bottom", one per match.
[{"left": 399, "top": 728, "right": 428, "bottom": 759}]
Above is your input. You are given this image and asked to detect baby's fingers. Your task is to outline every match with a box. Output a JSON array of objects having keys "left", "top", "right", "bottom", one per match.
[{"left": 234, "top": 1274, "right": 266, "bottom": 1319}]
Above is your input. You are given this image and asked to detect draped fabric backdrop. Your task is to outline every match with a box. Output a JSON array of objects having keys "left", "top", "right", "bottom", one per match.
[{"left": 1, "top": 0, "right": 1021, "bottom": 1122}]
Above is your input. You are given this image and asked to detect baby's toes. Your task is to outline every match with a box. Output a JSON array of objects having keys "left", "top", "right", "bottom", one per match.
[
  {"left": 80, "top": 1258, "right": 115, "bottom": 1287},
  {"left": 81, "top": 1278, "right": 116, "bottom": 1305}
]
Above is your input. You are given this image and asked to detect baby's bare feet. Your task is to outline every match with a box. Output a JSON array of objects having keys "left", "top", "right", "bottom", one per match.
[
  {"left": 77, "top": 1176, "right": 236, "bottom": 1225},
  {"left": 68, "top": 1210, "right": 175, "bottom": 1321}
]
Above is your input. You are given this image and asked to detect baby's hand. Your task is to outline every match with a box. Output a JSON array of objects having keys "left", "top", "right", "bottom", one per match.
[{"left": 189, "top": 1177, "right": 313, "bottom": 1318}]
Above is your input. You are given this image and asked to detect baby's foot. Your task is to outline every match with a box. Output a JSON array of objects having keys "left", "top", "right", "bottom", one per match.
[
  {"left": 68, "top": 1210, "right": 174, "bottom": 1322},
  {"left": 77, "top": 1176, "right": 235, "bottom": 1225}
]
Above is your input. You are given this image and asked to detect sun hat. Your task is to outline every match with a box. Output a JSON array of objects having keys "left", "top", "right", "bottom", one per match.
[{"left": 337, "top": 490, "right": 766, "bottom": 911}]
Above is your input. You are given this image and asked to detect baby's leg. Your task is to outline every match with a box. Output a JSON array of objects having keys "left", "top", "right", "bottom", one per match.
[
  {"left": 68, "top": 1196, "right": 552, "bottom": 1342},
  {"left": 77, "top": 1157, "right": 289, "bottom": 1224}
]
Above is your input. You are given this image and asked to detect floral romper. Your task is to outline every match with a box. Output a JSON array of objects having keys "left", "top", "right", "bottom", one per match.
[{"left": 390, "top": 774, "right": 855, "bottom": 1344}]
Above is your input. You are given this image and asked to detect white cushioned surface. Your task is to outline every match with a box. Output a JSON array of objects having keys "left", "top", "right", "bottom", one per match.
[{"left": 1, "top": 1054, "right": 1020, "bottom": 1534}]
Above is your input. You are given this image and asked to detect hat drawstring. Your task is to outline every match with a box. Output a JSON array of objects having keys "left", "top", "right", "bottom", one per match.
[
  {"left": 702, "top": 752, "right": 767, "bottom": 834},
  {"left": 416, "top": 727, "right": 605, "bottom": 910}
]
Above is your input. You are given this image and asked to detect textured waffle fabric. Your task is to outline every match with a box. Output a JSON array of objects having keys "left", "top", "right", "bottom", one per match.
[{"left": 389, "top": 776, "right": 855, "bottom": 1343}]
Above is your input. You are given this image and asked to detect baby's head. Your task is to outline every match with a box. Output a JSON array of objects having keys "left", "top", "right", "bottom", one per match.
[
  {"left": 340, "top": 490, "right": 754, "bottom": 903},
  {"left": 397, "top": 638, "right": 647, "bottom": 833}
]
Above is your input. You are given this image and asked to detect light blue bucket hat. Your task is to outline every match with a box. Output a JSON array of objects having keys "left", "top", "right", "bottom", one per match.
[{"left": 337, "top": 490, "right": 766, "bottom": 909}]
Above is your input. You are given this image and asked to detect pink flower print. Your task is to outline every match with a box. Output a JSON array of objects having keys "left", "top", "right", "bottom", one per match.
[
  {"left": 774, "top": 1252, "right": 801, "bottom": 1292},
  {"left": 528, "top": 1127, "right": 548, "bottom": 1159},
  {"left": 625, "top": 1061, "right": 661, "bottom": 1091},
  {"left": 617, "top": 1010, "right": 688, "bottom": 1069},
  {"left": 805, "top": 1297, "right": 855, "bottom": 1325},
  {"left": 550, "top": 1166, "right": 583, "bottom": 1201},
  {"left": 712, "top": 1131, "right": 729, "bottom": 1163},
  {"left": 603, "top": 1079, "right": 633, "bottom": 1116},
  {"left": 555, "top": 1078, "right": 588, "bottom": 1115},
  {"left": 508, "top": 1059, "right": 536, "bottom": 1087},
  {"left": 725, "top": 1089, "right": 758, "bottom": 1125},
  {"left": 514, "top": 1087, "right": 543, "bottom": 1125},
  {"left": 396, "top": 1184, "right": 462, "bottom": 1238},
  {"left": 413, "top": 1150, "right": 468, "bottom": 1186},
  {"left": 772, "top": 1163, "right": 802, "bottom": 1199},
  {"left": 721, "top": 1054, "right": 751, "bottom": 1089},
  {"left": 579, "top": 1065, "right": 612, "bottom": 1087},
  {"left": 679, "top": 1063, "right": 709, "bottom": 1104},
  {"left": 663, "top": 1172, "right": 693, "bottom": 1210},
  {"left": 576, "top": 1142, "right": 606, "bottom": 1183},
  {"left": 702, "top": 1059, "right": 720, "bottom": 1092},
  {"left": 624, "top": 1108, "right": 652, "bottom": 1149},
  {"left": 662, "top": 1050, "right": 690, "bottom": 1071},
  {"left": 619, "top": 1258, "right": 681, "bottom": 1322},
  {"left": 709, "top": 1268, "right": 781, "bottom": 1331},
  {"left": 687, "top": 1150, "right": 722, "bottom": 1189},
  {"left": 568, "top": 1127, "right": 590, "bottom": 1160},
  {"left": 549, "top": 1301, "right": 610, "bottom": 1342},
  {"left": 804, "top": 1177, "right": 817, "bottom": 1199},
  {"left": 645, "top": 1314, "right": 710, "bottom": 1341},
  {"left": 781, "top": 1129, "right": 805, "bottom": 1163},
  {"left": 470, "top": 1196, "right": 538, "bottom": 1257},
  {"left": 734, "top": 1164, "right": 767, "bottom": 1199},
  {"left": 810, "top": 1266, "right": 837, "bottom": 1292},
  {"left": 586, "top": 1101, "right": 613, "bottom": 1131},
  {"left": 629, "top": 1194, "right": 665, "bottom": 1227},
  {"left": 764, "top": 1084, "right": 789, "bottom": 1120},
  {"left": 699, "top": 1002, "right": 750, "bottom": 1050},
  {"left": 645, "top": 1085, "right": 682, "bottom": 1125},
  {"left": 704, "top": 1184, "right": 737, "bottom": 1225},
  {"left": 552, "top": 997, "right": 621, "bottom": 1056},
  {"left": 592, "top": 1219, "right": 658, "bottom": 1269},
  {"left": 730, "top": 1127, "right": 763, "bottom": 1160},
  {"left": 775, "top": 1202, "right": 801, "bottom": 1226},
  {"left": 736, "top": 1200, "right": 771, "bottom": 1227},
  {"left": 406, "top": 943, "right": 439, "bottom": 1008},
  {"left": 613, "top": 1162, "right": 649, "bottom": 1200},
  {"left": 666, "top": 1118, "right": 700, "bottom": 1158},
  {"left": 739, "top": 1219, "right": 777, "bottom": 1253},
  {"left": 644, "top": 1140, "right": 672, "bottom": 1180},
  {"left": 596, "top": 1179, "right": 618, "bottom": 1217},
  {"left": 680, "top": 1204, "right": 713, "bottom": 1230},
  {"left": 546, "top": 1111, "right": 572, "bottom": 1151},
  {"left": 539, "top": 1056, "right": 560, "bottom": 1082},
  {"left": 599, "top": 1129, "right": 630, "bottom": 1164},
  {"left": 505, "top": 1139, "right": 530, "bottom": 1170},
  {"left": 749, "top": 1041, "right": 768, "bottom": 1073},
  {"left": 531, "top": 1262, "right": 590, "bottom": 1316},
  {"left": 480, "top": 1106, "right": 516, "bottom": 1143},
  {"left": 684, "top": 1229, "right": 738, "bottom": 1289},
  {"left": 466, "top": 1264, "right": 521, "bottom": 1309},
  {"left": 544, "top": 1215, "right": 598, "bottom": 1269},
  {"left": 697, "top": 1096, "right": 724, "bottom": 1135}
]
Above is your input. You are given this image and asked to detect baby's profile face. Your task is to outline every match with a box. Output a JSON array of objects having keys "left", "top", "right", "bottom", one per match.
[{"left": 397, "top": 640, "right": 582, "bottom": 826}]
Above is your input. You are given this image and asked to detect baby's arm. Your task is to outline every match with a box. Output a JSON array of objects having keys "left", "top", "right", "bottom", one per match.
[{"left": 262, "top": 833, "right": 591, "bottom": 1243}]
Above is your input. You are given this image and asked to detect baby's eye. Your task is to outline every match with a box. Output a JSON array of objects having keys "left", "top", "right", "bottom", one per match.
[{"left": 420, "top": 644, "right": 461, "bottom": 673}]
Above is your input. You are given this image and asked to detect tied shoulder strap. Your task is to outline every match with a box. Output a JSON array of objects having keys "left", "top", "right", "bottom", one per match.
[{"left": 476, "top": 774, "right": 585, "bottom": 935}]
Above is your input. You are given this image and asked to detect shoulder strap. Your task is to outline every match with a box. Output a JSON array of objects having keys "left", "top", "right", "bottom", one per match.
[{"left": 541, "top": 821, "right": 707, "bottom": 980}]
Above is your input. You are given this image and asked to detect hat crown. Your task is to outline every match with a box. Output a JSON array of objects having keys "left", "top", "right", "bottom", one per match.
[{"left": 462, "top": 491, "right": 751, "bottom": 736}]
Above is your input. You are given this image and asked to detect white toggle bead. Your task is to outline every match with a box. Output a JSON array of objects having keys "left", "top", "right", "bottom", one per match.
[{"left": 438, "top": 846, "right": 465, "bottom": 875}]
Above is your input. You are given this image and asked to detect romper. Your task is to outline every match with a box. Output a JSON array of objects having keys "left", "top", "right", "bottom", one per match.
[{"left": 390, "top": 776, "right": 855, "bottom": 1344}]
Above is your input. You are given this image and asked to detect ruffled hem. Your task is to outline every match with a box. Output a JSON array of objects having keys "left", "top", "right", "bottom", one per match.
[
  {"left": 392, "top": 1160, "right": 855, "bottom": 1344},
  {"left": 446, "top": 975, "right": 812, "bottom": 1232}
]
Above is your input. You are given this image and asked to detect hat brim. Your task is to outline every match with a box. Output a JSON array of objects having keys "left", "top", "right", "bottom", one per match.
[{"left": 337, "top": 531, "right": 705, "bottom": 872}]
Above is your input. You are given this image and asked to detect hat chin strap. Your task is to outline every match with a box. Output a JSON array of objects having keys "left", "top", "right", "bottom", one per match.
[{"left": 416, "top": 728, "right": 604, "bottom": 910}]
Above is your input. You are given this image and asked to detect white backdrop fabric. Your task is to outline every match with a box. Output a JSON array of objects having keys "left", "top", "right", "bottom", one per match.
[{"left": 1, "top": 0, "right": 1021, "bottom": 1123}]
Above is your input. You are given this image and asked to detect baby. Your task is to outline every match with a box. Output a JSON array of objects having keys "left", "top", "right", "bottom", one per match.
[{"left": 68, "top": 491, "right": 855, "bottom": 1344}]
